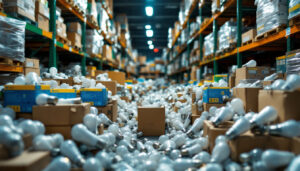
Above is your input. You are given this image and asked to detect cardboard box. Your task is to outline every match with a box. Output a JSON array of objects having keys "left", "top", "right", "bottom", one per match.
[
  {"left": 46, "top": 126, "right": 72, "bottom": 139},
  {"left": 242, "top": 29, "right": 256, "bottom": 44},
  {"left": 36, "top": 14, "right": 49, "bottom": 32},
  {"left": 203, "top": 120, "right": 233, "bottom": 152},
  {"left": 96, "top": 101, "right": 118, "bottom": 122},
  {"left": 233, "top": 87, "right": 262, "bottom": 112},
  {"left": 259, "top": 90, "right": 300, "bottom": 122},
  {"left": 138, "top": 107, "right": 165, "bottom": 136},
  {"left": 0, "top": 151, "right": 50, "bottom": 171},
  {"left": 33, "top": 103, "right": 91, "bottom": 126},
  {"left": 203, "top": 103, "right": 226, "bottom": 111},
  {"left": 0, "top": 134, "right": 33, "bottom": 159},
  {"left": 24, "top": 67, "right": 40, "bottom": 76},
  {"left": 67, "top": 32, "right": 82, "bottom": 48},
  {"left": 4, "top": 6, "right": 35, "bottom": 22},
  {"left": 235, "top": 67, "right": 271, "bottom": 85},
  {"left": 229, "top": 132, "right": 300, "bottom": 161},
  {"left": 68, "top": 22, "right": 82, "bottom": 35},
  {"left": 16, "top": 113, "right": 32, "bottom": 119},
  {"left": 24, "top": 58, "right": 39, "bottom": 68},
  {"left": 138, "top": 56, "right": 147, "bottom": 65},
  {"left": 96, "top": 81, "right": 117, "bottom": 95},
  {"left": 35, "top": 0, "right": 49, "bottom": 19},
  {"left": 192, "top": 103, "right": 202, "bottom": 115},
  {"left": 102, "top": 45, "right": 113, "bottom": 61},
  {"left": 229, "top": 75, "right": 235, "bottom": 88},
  {"left": 95, "top": 71, "right": 126, "bottom": 85}
]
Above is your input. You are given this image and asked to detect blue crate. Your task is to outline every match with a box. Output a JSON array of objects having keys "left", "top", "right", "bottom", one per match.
[
  {"left": 50, "top": 89, "right": 77, "bottom": 99},
  {"left": 80, "top": 88, "right": 108, "bottom": 106},
  {"left": 203, "top": 87, "right": 230, "bottom": 104},
  {"left": 4, "top": 85, "right": 51, "bottom": 113}
]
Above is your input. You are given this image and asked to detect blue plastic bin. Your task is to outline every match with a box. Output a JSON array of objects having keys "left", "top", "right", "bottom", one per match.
[
  {"left": 4, "top": 85, "right": 51, "bottom": 113},
  {"left": 50, "top": 89, "right": 77, "bottom": 99},
  {"left": 80, "top": 88, "right": 108, "bottom": 106},
  {"left": 203, "top": 87, "right": 230, "bottom": 104}
]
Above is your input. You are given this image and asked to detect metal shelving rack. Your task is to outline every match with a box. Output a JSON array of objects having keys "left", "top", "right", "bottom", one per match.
[
  {"left": 0, "top": 0, "right": 134, "bottom": 75},
  {"left": 166, "top": 0, "right": 300, "bottom": 81}
]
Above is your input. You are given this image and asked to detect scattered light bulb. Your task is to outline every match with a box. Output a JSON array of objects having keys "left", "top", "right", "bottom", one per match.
[
  {"left": 0, "top": 115, "right": 23, "bottom": 134},
  {"left": 171, "top": 134, "right": 186, "bottom": 148},
  {"left": 264, "top": 120, "right": 300, "bottom": 138},
  {"left": 250, "top": 106, "right": 277, "bottom": 127},
  {"left": 83, "top": 114, "right": 100, "bottom": 133},
  {"left": 83, "top": 157, "right": 103, "bottom": 171},
  {"left": 90, "top": 107, "right": 98, "bottom": 115},
  {"left": 14, "top": 75, "right": 26, "bottom": 85},
  {"left": 226, "top": 117, "right": 251, "bottom": 140},
  {"left": 193, "top": 151, "right": 211, "bottom": 163},
  {"left": 36, "top": 93, "right": 58, "bottom": 105},
  {"left": 116, "top": 145, "right": 129, "bottom": 156},
  {"left": 0, "top": 107, "right": 16, "bottom": 119},
  {"left": 95, "top": 151, "right": 113, "bottom": 169},
  {"left": 186, "top": 114, "right": 207, "bottom": 137},
  {"left": 118, "top": 139, "right": 135, "bottom": 152},
  {"left": 25, "top": 72, "right": 39, "bottom": 85},
  {"left": 270, "top": 79, "right": 285, "bottom": 90},
  {"left": 158, "top": 135, "right": 169, "bottom": 144},
  {"left": 71, "top": 124, "right": 106, "bottom": 149},
  {"left": 159, "top": 140, "right": 176, "bottom": 153},
  {"left": 57, "top": 98, "right": 82, "bottom": 105},
  {"left": 230, "top": 98, "right": 245, "bottom": 115},
  {"left": 181, "top": 144, "right": 202, "bottom": 157},
  {"left": 18, "top": 120, "right": 45, "bottom": 137},
  {"left": 281, "top": 74, "right": 300, "bottom": 91},
  {"left": 262, "top": 149, "right": 295, "bottom": 169},
  {"left": 43, "top": 157, "right": 71, "bottom": 171},
  {"left": 224, "top": 160, "right": 242, "bottom": 171},
  {"left": 211, "top": 141, "right": 230, "bottom": 163},
  {"left": 0, "top": 126, "right": 24, "bottom": 158},
  {"left": 137, "top": 141, "right": 147, "bottom": 152},
  {"left": 60, "top": 140, "right": 85, "bottom": 167},
  {"left": 98, "top": 113, "right": 113, "bottom": 126},
  {"left": 242, "top": 60, "right": 257, "bottom": 67},
  {"left": 33, "top": 134, "right": 63, "bottom": 151},
  {"left": 173, "top": 158, "right": 202, "bottom": 171},
  {"left": 264, "top": 73, "right": 278, "bottom": 81},
  {"left": 212, "top": 107, "right": 234, "bottom": 126},
  {"left": 287, "top": 155, "right": 300, "bottom": 171},
  {"left": 172, "top": 119, "right": 186, "bottom": 132},
  {"left": 170, "top": 149, "right": 181, "bottom": 159},
  {"left": 199, "top": 163, "right": 223, "bottom": 171}
]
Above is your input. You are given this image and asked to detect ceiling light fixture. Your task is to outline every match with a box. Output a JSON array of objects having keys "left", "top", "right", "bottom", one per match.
[
  {"left": 149, "top": 44, "right": 154, "bottom": 49},
  {"left": 145, "top": 25, "right": 151, "bottom": 29},
  {"left": 146, "top": 30, "right": 153, "bottom": 37},
  {"left": 147, "top": 40, "right": 153, "bottom": 45},
  {"left": 145, "top": 6, "right": 153, "bottom": 16}
]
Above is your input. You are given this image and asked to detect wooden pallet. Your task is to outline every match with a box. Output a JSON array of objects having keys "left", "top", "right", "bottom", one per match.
[
  {"left": 0, "top": 57, "right": 22, "bottom": 66},
  {"left": 56, "top": 35, "right": 69, "bottom": 45},
  {"left": 255, "top": 25, "right": 286, "bottom": 41},
  {"left": 242, "top": 39, "right": 254, "bottom": 46},
  {"left": 72, "top": 45, "right": 82, "bottom": 51},
  {"left": 289, "top": 15, "right": 300, "bottom": 27},
  {"left": 0, "top": 2, "right": 3, "bottom": 12}
]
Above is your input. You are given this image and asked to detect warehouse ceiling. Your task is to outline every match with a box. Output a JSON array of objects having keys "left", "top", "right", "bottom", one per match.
[{"left": 114, "top": 0, "right": 182, "bottom": 60}]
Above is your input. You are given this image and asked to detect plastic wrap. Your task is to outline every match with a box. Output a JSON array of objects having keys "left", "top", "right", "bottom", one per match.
[
  {"left": 255, "top": 0, "right": 288, "bottom": 36},
  {"left": 204, "top": 33, "right": 214, "bottom": 56},
  {"left": 289, "top": 0, "right": 300, "bottom": 19},
  {"left": 218, "top": 20, "right": 237, "bottom": 51},
  {"left": 212, "top": 0, "right": 220, "bottom": 14},
  {"left": 0, "top": 15, "right": 26, "bottom": 62},
  {"left": 86, "top": 30, "right": 102, "bottom": 55},
  {"left": 286, "top": 52, "right": 300, "bottom": 75},
  {"left": 73, "top": 0, "right": 87, "bottom": 13}
]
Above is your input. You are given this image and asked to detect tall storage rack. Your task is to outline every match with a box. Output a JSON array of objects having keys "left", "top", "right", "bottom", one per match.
[
  {"left": 0, "top": 0, "right": 134, "bottom": 75},
  {"left": 166, "top": 0, "right": 300, "bottom": 82}
]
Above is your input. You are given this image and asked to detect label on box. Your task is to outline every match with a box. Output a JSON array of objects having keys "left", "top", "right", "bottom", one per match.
[
  {"left": 248, "top": 70, "right": 257, "bottom": 74},
  {"left": 26, "top": 61, "right": 34, "bottom": 67}
]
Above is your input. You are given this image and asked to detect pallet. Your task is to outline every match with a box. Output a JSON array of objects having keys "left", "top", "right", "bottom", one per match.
[
  {"left": 56, "top": 35, "right": 69, "bottom": 45},
  {"left": 289, "top": 15, "right": 300, "bottom": 27},
  {"left": 0, "top": 57, "right": 22, "bottom": 66},
  {"left": 217, "top": 43, "right": 236, "bottom": 56},
  {"left": 8, "top": 12, "right": 36, "bottom": 26},
  {"left": 72, "top": 45, "right": 82, "bottom": 51},
  {"left": 255, "top": 25, "right": 286, "bottom": 41},
  {"left": 242, "top": 39, "right": 254, "bottom": 46}
]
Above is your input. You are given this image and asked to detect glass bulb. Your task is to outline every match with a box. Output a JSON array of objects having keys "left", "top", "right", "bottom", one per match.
[
  {"left": 33, "top": 134, "right": 63, "bottom": 151},
  {"left": 0, "top": 115, "right": 23, "bottom": 134},
  {"left": 230, "top": 98, "right": 245, "bottom": 115},
  {"left": 0, "top": 126, "right": 24, "bottom": 158},
  {"left": 118, "top": 139, "right": 135, "bottom": 152},
  {"left": 193, "top": 151, "right": 211, "bottom": 163},
  {"left": 71, "top": 124, "right": 106, "bottom": 149},
  {"left": 173, "top": 158, "right": 202, "bottom": 171},
  {"left": 159, "top": 140, "right": 176, "bottom": 153},
  {"left": 172, "top": 119, "right": 186, "bottom": 132},
  {"left": 83, "top": 114, "right": 99, "bottom": 133},
  {"left": 99, "top": 133, "right": 116, "bottom": 147},
  {"left": 270, "top": 79, "right": 285, "bottom": 90},
  {"left": 43, "top": 157, "right": 71, "bottom": 171},
  {"left": 226, "top": 117, "right": 251, "bottom": 140},
  {"left": 250, "top": 106, "right": 277, "bottom": 127},
  {"left": 90, "top": 107, "right": 98, "bottom": 115},
  {"left": 171, "top": 134, "right": 186, "bottom": 148},
  {"left": 242, "top": 60, "right": 257, "bottom": 67},
  {"left": 25, "top": 72, "right": 39, "bottom": 85},
  {"left": 262, "top": 149, "right": 295, "bottom": 169},
  {"left": 95, "top": 151, "right": 113, "bottom": 169},
  {"left": 265, "top": 120, "right": 300, "bottom": 138},
  {"left": 158, "top": 135, "right": 169, "bottom": 144},
  {"left": 212, "top": 107, "right": 234, "bottom": 126},
  {"left": 264, "top": 73, "right": 278, "bottom": 81},
  {"left": 14, "top": 75, "right": 26, "bottom": 85},
  {"left": 137, "top": 141, "right": 146, "bottom": 152},
  {"left": 281, "top": 74, "right": 300, "bottom": 91},
  {"left": 287, "top": 155, "right": 300, "bottom": 171},
  {"left": 170, "top": 149, "right": 181, "bottom": 160},
  {"left": 98, "top": 113, "right": 113, "bottom": 126},
  {"left": 36, "top": 93, "right": 58, "bottom": 105},
  {"left": 199, "top": 163, "right": 223, "bottom": 171},
  {"left": 60, "top": 140, "right": 85, "bottom": 167},
  {"left": 224, "top": 160, "right": 241, "bottom": 171},
  {"left": 181, "top": 144, "right": 202, "bottom": 157},
  {"left": 18, "top": 120, "right": 44, "bottom": 137},
  {"left": 211, "top": 141, "right": 230, "bottom": 163},
  {"left": 0, "top": 107, "right": 16, "bottom": 119},
  {"left": 83, "top": 157, "right": 103, "bottom": 171}
]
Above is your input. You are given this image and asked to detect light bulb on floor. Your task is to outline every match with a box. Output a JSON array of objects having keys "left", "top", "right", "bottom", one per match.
[
  {"left": 158, "top": 135, "right": 169, "bottom": 144},
  {"left": 95, "top": 151, "right": 113, "bottom": 169},
  {"left": 250, "top": 106, "right": 277, "bottom": 127},
  {"left": 186, "top": 113, "right": 207, "bottom": 137},
  {"left": 0, "top": 107, "right": 16, "bottom": 119},
  {"left": 173, "top": 158, "right": 202, "bottom": 171},
  {"left": 0, "top": 126, "right": 24, "bottom": 158},
  {"left": 43, "top": 157, "right": 71, "bottom": 171},
  {"left": 226, "top": 117, "right": 251, "bottom": 140},
  {"left": 211, "top": 141, "right": 230, "bottom": 163},
  {"left": 181, "top": 144, "right": 202, "bottom": 157},
  {"left": 193, "top": 151, "right": 211, "bottom": 163},
  {"left": 71, "top": 124, "right": 106, "bottom": 149},
  {"left": 36, "top": 93, "right": 58, "bottom": 105},
  {"left": 60, "top": 140, "right": 85, "bottom": 167},
  {"left": 264, "top": 120, "right": 300, "bottom": 138},
  {"left": 90, "top": 107, "right": 98, "bottom": 115},
  {"left": 33, "top": 134, "right": 63, "bottom": 151},
  {"left": 270, "top": 79, "right": 285, "bottom": 90},
  {"left": 0, "top": 115, "right": 23, "bottom": 134},
  {"left": 98, "top": 113, "right": 113, "bottom": 126},
  {"left": 287, "top": 155, "right": 300, "bottom": 171},
  {"left": 199, "top": 163, "right": 223, "bottom": 171},
  {"left": 18, "top": 120, "right": 45, "bottom": 137},
  {"left": 171, "top": 134, "right": 186, "bottom": 148},
  {"left": 159, "top": 140, "right": 176, "bottom": 153},
  {"left": 83, "top": 114, "right": 99, "bottom": 133},
  {"left": 264, "top": 73, "right": 278, "bottom": 81},
  {"left": 83, "top": 157, "right": 103, "bottom": 171},
  {"left": 261, "top": 149, "right": 295, "bottom": 169}
]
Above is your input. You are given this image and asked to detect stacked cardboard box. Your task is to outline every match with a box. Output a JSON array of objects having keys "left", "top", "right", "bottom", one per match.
[
  {"left": 33, "top": 103, "right": 91, "bottom": 139},
  {"left": 35, "top": 0, "right": 49, "bottom": 32},
  {"left": 96, "top": 100, "right": 118, "bottom": 122},
  {"left": 102, "top": 45, "right": 113, "bottom": 61},
  {"left": 23, "top": 58, "right": 40, "bottom": 76},
  {"left": 87, "top": 0, "right": 98, "bottom": 25},
  {"left": 67, "top": 22, "right": 82, "bottom": 49},
  {"left": 56, "top": 7, "right": 67, "bottom": 39},
  {"left": 235, "top": 66, "right": 271, "bottom": 85},
  {"left": 95, "top": 71, "right": 126, "bottom": 85},
  {"left": 3, "top": 0, "right": 35, "bottom": 22},
  {"left": 233, "top": 87, "right": 262, "bottom": 112}
]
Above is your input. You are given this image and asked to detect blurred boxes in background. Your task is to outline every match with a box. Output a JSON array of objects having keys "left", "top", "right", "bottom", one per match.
[
  {"left": 138, "top": 56, "right": 147, "bottom": 65},
  {"left": 3, "top": 0, "right": 36, "bottom": 22},
  {"left": 23, "top": 58, "right": 40, "bottom": 76},
  {"left": 235, "top": 67, "right": 271, "bottom": 85},
  {"left": 233, "top": 87, "right": 262, "bottom": 112}
]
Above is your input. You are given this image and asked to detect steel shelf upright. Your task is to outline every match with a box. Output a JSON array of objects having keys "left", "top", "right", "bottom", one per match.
[{"left": 49, "top": 0, "right": 57, "bottom": 68}]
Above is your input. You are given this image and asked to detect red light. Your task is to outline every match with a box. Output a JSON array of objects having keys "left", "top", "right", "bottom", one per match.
[{"left": 154, "top": 48, "right": 159, "bottom": 53}]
